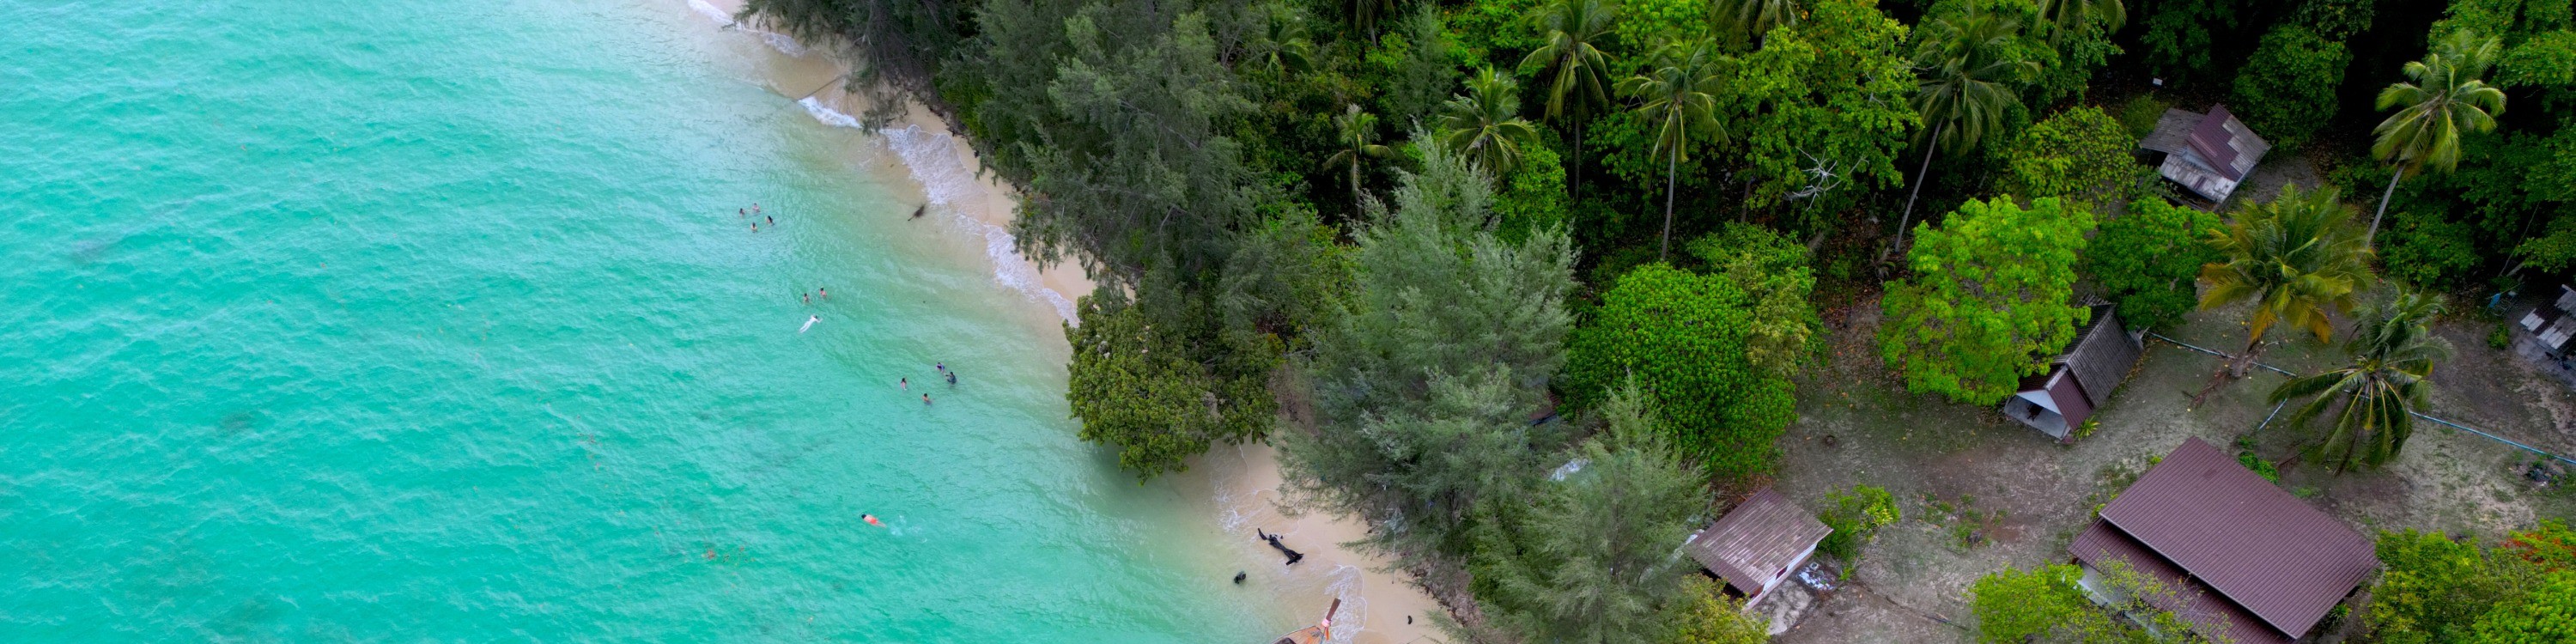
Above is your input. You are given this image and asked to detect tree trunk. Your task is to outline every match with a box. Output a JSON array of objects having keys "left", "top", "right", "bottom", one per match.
[
  {"left": 1351, "top": 158, "right": 1364, "bottom": 215},
  {"left": 2367, "top": 167, "right": 2402, "bottom": 246},
  {"left": 1662, "top": 143, "right": 1680, "bottom": 261},
  {"left": 1570, "top": 119, "right": 1586, "bottom": 203},
  {"left": 1886, "top": 122, "right": 1945, "bottom": 263},
  {"left": 2189, "top": 332, "right": 2269, "bottom": 409}
]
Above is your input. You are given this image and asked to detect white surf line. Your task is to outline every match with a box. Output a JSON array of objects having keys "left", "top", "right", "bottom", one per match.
[{"left": 795, "top": 98, "right": 1080, "bottom": 323}]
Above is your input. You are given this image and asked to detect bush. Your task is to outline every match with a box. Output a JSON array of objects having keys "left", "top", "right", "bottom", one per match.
[
  {"left": 2116, "top": 95, "right": 2169, "bottom": 140},
  {"left": 1816, "top": 485, "right": 1900, "bottom": 560},
  {"left": 1564, "top": 264, "right": 1796, "bottom": 480},
  {"left": 2084, "top": 198, "right": 2223, "bottom": 331},
  {"left": 2228, "top": 26, "right": 2349, "bottom": 148}
]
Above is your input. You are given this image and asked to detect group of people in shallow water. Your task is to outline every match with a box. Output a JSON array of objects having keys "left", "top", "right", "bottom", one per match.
[
  {"left": 900, "top": 361, "right": 958, "bottom": 404},
  {"left": 740, "top": 202, "right": 776, "bottom": 232}
]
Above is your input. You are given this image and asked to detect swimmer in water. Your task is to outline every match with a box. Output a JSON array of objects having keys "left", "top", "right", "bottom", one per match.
[
  {"left": 862, "top": 513, "right": 883, "bottom": 527},
  {"left": 945, "top": 371, "right": 957, "bottom": 386},
  {"left": 900, "top": 377, "right": 908, "bottom": 390},
  {"left": 935, "top": 361, "right": 945, "bottom": 373},
  {"left": 818, "top": 288, "right": 827, "bottom": 300},
  {"left": 738, "top": 208, "right": 745, "bottom": 217},
  {"left": 803, "top": 292, "right": 811, "bottom": 305},
  {"left": 921, "top": 393, "right": 932, "bottom": 404},
  {"left": 752, "top": 203, "right": 761, "bottom": 214},
  {"left": 766, "top": 216, "right": 774, "bottom": 225},
  {"left": 750, "top": 222, "right": 758, "bottom": 232},
  {"left": 799, "top": 315, "right": 819, "bottom": 333}
]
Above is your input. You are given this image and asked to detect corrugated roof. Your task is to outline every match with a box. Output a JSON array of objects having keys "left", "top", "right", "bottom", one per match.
[
  {"left": 2070, "top": 520, "right": 2289, "bottom": 644},
  {"left": 2189, "top": 105, "right": 2251, "bottom": 181},
  {"left": 2097, "top": 437, "right": 2378, "bottom": 639},
  {"left": 2140, "top": 108, "right": 2202, "bottom": 155},
  {"left": 1685, "top": 488, "right": 1831, "bottom": 597},
  {"left": 2063, "top": 305, "right": 2139, "bottom": 409}
]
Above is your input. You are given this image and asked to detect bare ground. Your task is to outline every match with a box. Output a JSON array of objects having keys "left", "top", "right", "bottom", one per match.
[{"left": 1768, "top": 300, "right": 2576, "bottom": 643}]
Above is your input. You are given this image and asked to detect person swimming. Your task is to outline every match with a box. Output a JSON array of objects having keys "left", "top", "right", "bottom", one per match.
[
  {"left": 738, "top": 208, "right": 745, "bottom": 217},
  {"left": 803, "top": 292, "right": 811, "bottom": 305},
  {"left": 752, "top": 203, "right": 761, "bottom": 214},
  {"left": 900, "top": 377, "right": 908, "bottom": 390},
  {"left": 945, "top": 371, "right": 957, "bottom": 386},
  {"left": 766, "top": 216, "right": 774, "bottom": 225},
  {"left": 861, "top": 513, "right": 883, "bottom": 528},
  {"left": 921, "top": 393, "right": 932, "bottom": 404},
  {"left": 817, "top": 288, "right": 827, "bottom": 300},
  {"left": 935, "top": 361, "right": 945, "bottom": 373},
  {"left": 799, "top": 315, "right": 818, "bottom": 333}
]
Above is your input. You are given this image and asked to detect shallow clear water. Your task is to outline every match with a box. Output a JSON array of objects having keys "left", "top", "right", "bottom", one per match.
[{"left": 0, "top": 1, "right": 1270, "bottom": 640}]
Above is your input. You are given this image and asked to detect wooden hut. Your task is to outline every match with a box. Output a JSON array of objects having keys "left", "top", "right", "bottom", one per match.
[
  {"left": 2139, "top": 104, "right": 2271, "bottom": 204},
  {"left": 1684, "top": 488, "right": 1831, "bottom": 607},
  {"left": 2002, "top": 304, "right": 2141, "bottom": 439}
]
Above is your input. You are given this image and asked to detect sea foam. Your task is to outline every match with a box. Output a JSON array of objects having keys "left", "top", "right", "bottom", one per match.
[{"left": 798, "top": 97, "right": 1080, "bottom": 322}]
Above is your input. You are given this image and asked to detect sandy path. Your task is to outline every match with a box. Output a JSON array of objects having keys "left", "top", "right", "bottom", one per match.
[{"left": 673, "top": 3, "right": 1443, "bottom": 642}]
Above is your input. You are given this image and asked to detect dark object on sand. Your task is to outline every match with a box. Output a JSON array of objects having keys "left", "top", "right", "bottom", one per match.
[
  {"left": 911, "top": 205, "right": 926, "bottom": 219},
  {"left": 1233, "top": 571, "right": 1247, "bottom": 584},
  {"left": 1256, "top": 529, "right": 1304, "bottom": 566}
]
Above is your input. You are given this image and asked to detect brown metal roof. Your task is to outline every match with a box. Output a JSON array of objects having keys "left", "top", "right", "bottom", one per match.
[
  {"left": 1686, "top": 488, "right": 1831, "bottom": 596},
  {"left": 2071, "top": 520, "right": 2289, "bottom": 644},
  {"left": 2188, "top": 105, "right": 2251, "bottom": 181},
  {"left": 2096, "top": 437, "right": 2378, "bottom": 639}
]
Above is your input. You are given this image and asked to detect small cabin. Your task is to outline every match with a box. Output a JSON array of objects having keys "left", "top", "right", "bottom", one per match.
[
  {"left": 2515, "top": 285, "right": 2576, "bottom": 360},
  {"left": 1684, "top": 488, "right": 1831, "bottom": 608},
  {"left": 2139, "top": 105, "right": 2271, "bottom": 205},
  {"left": 2069, "top": 437, "right": 2378, "bottom": 644},
  {"left": 2002, "top": 305, "right": 2141, "bottom": 439}
]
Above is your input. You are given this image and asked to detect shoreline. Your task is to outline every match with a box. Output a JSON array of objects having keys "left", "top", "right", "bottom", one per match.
[{"left": 672, "top": 3, "right": 1441, "bottom": 642}]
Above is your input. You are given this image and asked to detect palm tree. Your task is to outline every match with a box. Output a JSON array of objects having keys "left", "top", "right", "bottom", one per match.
[
  {"left": 2033, "top": 0, "right": 2123, "bottom": 45},
  {"left": 2269, "top": 289, "right": 2448, "bottom": 473},
  {"left": 1719, "top": 0, "right": 1801, "bottom": 46},
  {"left": 1887, "top": 6, "right": 2036, "bottom": 260},
  {"left": 1347, "top": 0, "right": 1397, "bottom": 38},
  {"left": 1521, "top": 0, "right": 1617, "bottom": 197},
  {"left": 1618, "top": 41, "right": 1728, "bottom": 260},
  {"left": 1249, "top": 4, "right": 1315, "bottom": 76},
  {"left": 2193, "top": 185, "right": 2376, "bottom": 404},
  {"left": 2368, "top": 30, "right": 2506, "bottom": 245},
  {"left": 1323, "top": 104, "right": 1392, "bottom": 214},
  {"left": 1437, "top": 67, "right": 1544, "bottom": 175}
]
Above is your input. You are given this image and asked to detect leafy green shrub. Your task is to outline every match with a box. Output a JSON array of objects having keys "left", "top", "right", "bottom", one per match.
[
  {"left": 2083, "top": 197, "right": 2221, "bottom": 331},
  {"left": 1564, "top": 264, "right": 1796, "bottom": 480},
  {"left": 2382, "top": 208, "right": 2481, "bottom": 289},
  {"left": 2228, "top": 26, "right": 2349, "bottom": 148},
  {"left": 1880, "top": 197, "right": 2095, "bottom": 404},
  {"left": 1999, "top": 106, "right": 2141, "bottom": 209},
  {"left": 2116, "top": 95, "right": 2169, "bottom": 139},
  {"left": 2493, "top": 323, "right": 2513, "bottom": 349},
  {"left": 2235, "top": 437, "right": 2281, "bottom": 483},
  {"left": 1816, "top": 485, "right": 1900, "bottom": 560},
  {"left": 1686, "top": 223, "right": 1820, "bottom": 379}
]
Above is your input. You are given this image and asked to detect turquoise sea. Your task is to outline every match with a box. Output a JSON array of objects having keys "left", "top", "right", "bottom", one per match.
[{"left": 0, "top": 0, "right": 1283, "bottom": 640}]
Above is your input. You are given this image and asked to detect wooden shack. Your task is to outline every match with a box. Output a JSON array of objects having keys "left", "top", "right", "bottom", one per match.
[
  {"left": 1684, "top": 488, "right": 1831, "bottom": 607},
  {"left": 2139, "top": 104, "right": 2270, "bottom": 204},
  {"left": 2002, "top": 304, "right": 2141, "bottom": 439}
]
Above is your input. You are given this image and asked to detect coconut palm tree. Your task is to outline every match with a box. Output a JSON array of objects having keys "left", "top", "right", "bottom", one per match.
[
  {"left": 2367, "top": 30, "right": 2506, "bottom": 245},
  {"left": 1323, "top": 104, "right": 1392, "bottom": 214},
  {"left": 1521, "top": 0, "right": 1617, "bottom": 197},
  {"left": 1719, "top": 0, "right": 1801, "bottom": 46},
  {"left": 2193, "top": 185, "right": 2376, "bottom": 404},
  {"left": 1618, "top": 41, "right": 1728, "bottom": 260},
  {"left": 2269, "top": 289, "right": 2449, "bottom": 472},
  {"left": 1347, "top": 0, "right": 1397, "bottom": 38},
  {"left": 2034, "top": 0, "right": 2123, "bottom": 45},
  {"left": 1249, "top": 3, "right": 1315, "bottom": 76},
  {"left": 1437, "top": 67, "right": 1544, "bottom": 175},
  {"left": 1887, "top": 6, "right": 2036, "bottom": 260}
]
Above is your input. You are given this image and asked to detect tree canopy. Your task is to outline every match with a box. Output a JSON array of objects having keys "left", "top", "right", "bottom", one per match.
[{"left": 1881, "top": 196, "right": 2094, "bottom": 404}]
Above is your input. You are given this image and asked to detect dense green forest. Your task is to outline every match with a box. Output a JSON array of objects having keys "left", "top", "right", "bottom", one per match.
[{"left": 745, "top": 0, "right": 2574, "bottom": 639}]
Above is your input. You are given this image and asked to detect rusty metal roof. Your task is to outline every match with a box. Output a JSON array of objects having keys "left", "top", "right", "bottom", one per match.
[
  {"left": 1685, "top": 488, "right": 1830, "bottom": 596},
  {"left": 2094, "top": 437, "right": 2378, "bottom": 640}
]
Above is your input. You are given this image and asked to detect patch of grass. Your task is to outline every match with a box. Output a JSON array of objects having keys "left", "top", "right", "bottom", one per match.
[{"left": 2116, "top": 95, "right": 2169, "bottom": 139}]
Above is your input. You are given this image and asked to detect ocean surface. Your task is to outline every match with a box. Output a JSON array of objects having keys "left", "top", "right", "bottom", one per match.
[{"left": 0, "top": 0, "right": 1285, "bottom": 640}]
